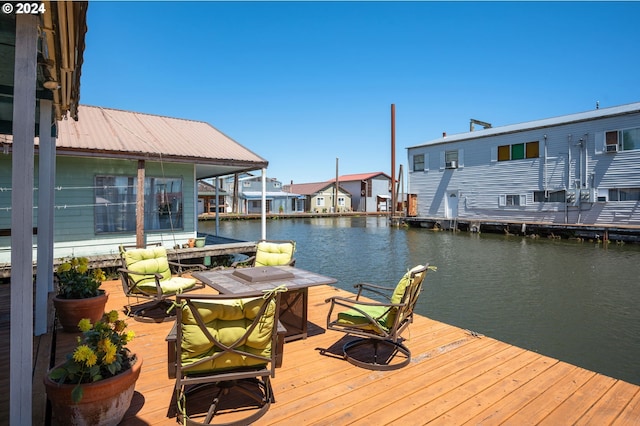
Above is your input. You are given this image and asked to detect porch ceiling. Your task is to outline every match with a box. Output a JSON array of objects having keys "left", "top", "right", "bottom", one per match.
[{"left": 0, "top": 1, "right": 88, "bottom": 134}]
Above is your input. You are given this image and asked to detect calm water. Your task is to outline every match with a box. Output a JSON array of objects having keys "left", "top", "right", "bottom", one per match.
[{"left": 200, "top": 216, "right": 640, "bottom": 385}]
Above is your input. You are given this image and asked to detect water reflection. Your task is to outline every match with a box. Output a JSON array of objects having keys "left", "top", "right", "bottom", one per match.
[{"left": 201, "top": 217, "right": 640, "bottom": 385}]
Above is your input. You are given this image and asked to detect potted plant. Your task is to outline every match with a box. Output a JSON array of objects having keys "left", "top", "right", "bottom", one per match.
[
  {"left": 44, "top": 311, "right": 142, "bottom": 426},
  {"left": 53, "top": 257, "right": 108, "bottom": 332}
]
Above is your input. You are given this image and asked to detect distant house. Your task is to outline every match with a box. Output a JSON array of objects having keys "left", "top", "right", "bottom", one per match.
[
  {"left": 406, "top": 102, "right": 640, "bottom": 226},
  {"left": 0, "top": 105, "right": 268, "bottom": 263},
  {"left": 234, "top": 176, "right": 302, "bottom": 214},
  {"left": 284, "top": 182, "right": 352, "bottom": 213},
  {"left": 197, "top": 180, "right": 228, "bottom": 214},
  {"left": 327, "top": 172, "right": 392, "bottom": 212}
]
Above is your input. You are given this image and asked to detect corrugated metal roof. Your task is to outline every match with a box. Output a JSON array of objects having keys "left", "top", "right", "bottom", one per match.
[
  {"left": 54, "top": 105, "right": 267, "bottom": 164},
  {"left": 0, "top": 105, "right": 269, "bottom": 179},
  {"left": 409, "top": 101, "right": 640, "bottom": 148},
  {"left": 328, "top": 172, "right": 391, "bottom": 182}
]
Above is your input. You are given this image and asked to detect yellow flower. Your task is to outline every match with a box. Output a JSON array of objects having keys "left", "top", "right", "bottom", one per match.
[
  {"left": 124, "top": 330, "right": 136, "bottom": 343},
  {"left": 102, "top": 340, "right": 117, "bottom": 365},
  {"left": 58, "top": 263, "right": 71, "bottom": 272},
  {"left": 77, "top": 318, "right": 92, "bottom": 332},
  {"left": 73, "top": 345, "right": 97, "bottom": 367}
]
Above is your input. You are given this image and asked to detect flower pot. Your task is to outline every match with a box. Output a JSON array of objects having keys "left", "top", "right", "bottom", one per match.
[
  {"left": 53, "top": 291, "right": 108, "bottom": 332},
  {"left": 44, "top": 353, "right": 142, "bottom": 426}
]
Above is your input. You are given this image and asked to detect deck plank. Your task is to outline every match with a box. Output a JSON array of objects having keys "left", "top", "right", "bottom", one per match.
[{"left": 7, "top": 278, "right": 639, "bottom": 425}]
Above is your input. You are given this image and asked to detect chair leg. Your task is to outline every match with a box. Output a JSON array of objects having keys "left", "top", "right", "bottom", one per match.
[
  {"left": 178, "top": 379, "right": 272, "bottom": 426},
  {"left": 343, "top": 338, "right": 412, "bottom": 371}
]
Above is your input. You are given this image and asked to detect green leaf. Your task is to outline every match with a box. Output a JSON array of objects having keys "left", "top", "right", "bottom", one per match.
[
  {"left": 71, "top": 385, "right": 84, "bottom": 403},
  {"left": 48, "top": 368, "right": 67, "bottom": 381}
]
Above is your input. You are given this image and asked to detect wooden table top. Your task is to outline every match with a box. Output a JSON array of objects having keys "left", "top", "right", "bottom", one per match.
[{"left": 192, "top": 266, "right": 337, "bottom": 295}]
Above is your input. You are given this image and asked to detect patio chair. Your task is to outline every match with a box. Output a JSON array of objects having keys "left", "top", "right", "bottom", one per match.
[
  {"left": 231, "top": 239, "right": 296, "bottom": 268},
  {"left": 174, "top": 290, "right": 282, "bottom": 425},
  {"left": 118, "top": 244, "right": 205, "bottom": 321},
  {"left": 325, "top": 264, "right": 432, "bottom": 370}
]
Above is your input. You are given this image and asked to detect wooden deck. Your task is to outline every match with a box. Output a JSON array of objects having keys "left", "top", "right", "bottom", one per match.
[{"left": 10, "top": 279, "right": 640, "bottom": 424}]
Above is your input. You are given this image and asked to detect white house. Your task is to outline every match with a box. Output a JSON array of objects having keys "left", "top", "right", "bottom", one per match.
[{"left": 407, "top": 102, "right": 640, "bottom": 227}]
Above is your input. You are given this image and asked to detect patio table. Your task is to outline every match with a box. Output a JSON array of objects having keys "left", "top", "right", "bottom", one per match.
[{"left": 192, "top": 266, "right": 337, "bottom": 342}]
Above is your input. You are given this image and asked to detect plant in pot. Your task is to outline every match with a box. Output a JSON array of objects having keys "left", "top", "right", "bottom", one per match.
[
  {"left": 44, "top": 310, "right": 142, "bottom": 426},
  {"left": 53, "top": 257, "right": 108, "bottom": 332}
]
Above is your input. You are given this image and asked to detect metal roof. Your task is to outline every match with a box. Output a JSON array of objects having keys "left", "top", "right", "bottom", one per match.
[
  {"left": 328, "top": 172, "right": 391, "bottom": 182},
  {"left": 284, "top": 181, "right": 350, "bottom": 196},
  {"left": 1, "top": 104, "right": 269, "bottom": 179},
  {"left": 409, "top": 101, "right": 640, "bottom": 149}
]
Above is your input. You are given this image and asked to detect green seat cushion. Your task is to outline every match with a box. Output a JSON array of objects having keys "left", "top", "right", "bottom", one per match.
[
  {"left": 337, "top": 265, "right": 425, "bottom": 332},
  {"left": 254, "top": 242, "right": 294, "bottom": 266},
  {"left": 337, "top": 305, "right": 391, "bottom": 333},
  {"left": 136, "top": 276, "right": 197, "bottom": 295},
  {"left": 180, "top": 297, "right": 276, "bottom": 373}
]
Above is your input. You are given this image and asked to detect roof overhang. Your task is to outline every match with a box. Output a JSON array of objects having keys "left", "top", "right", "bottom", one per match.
[{"left": 0, "top": 1, "right": 88, "bottom": 134}]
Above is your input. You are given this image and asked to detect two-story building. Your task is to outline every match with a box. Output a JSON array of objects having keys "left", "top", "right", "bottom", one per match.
[{"left": 406, "top": 102, "right": 640, "bottom": 228}]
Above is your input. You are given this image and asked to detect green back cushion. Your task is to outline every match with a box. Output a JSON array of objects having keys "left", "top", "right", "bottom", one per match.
[
  {"left": 180, "top": 297, "right": 276, "bottom": 373},
  {"left": 122, "top": 246, "right": 197, "bottom": 294},
  {"left": 255, "top": 241, "right": 294, "bottom": 266},
  {"left": 337, "top": 265, "right": 425, "bottom": 332}
]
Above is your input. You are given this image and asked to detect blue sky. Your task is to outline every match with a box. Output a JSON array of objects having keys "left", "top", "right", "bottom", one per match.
[{"left": 80, "top": 1, "right": 640, "bottom": 184}]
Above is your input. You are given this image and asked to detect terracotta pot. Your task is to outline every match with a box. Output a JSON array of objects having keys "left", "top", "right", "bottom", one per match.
[
  {"left": 44, "top": 353, "right": 142, "bottom": 426},
  {"left": 53, "top": 291, "right": 108, "bottom": 332}
]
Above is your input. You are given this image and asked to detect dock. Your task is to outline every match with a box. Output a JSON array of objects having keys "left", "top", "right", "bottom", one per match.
[{"left": 14, "top": 279, "right": 639, "bottom": 425}]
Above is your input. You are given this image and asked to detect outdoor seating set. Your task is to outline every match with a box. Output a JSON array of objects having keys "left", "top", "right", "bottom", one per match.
[{"left": 117, "top": 240, "right": 432, "bottom": 425}]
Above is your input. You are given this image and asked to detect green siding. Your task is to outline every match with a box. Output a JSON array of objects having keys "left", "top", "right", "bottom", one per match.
[{"left": 1, "top": 155, "right": 196, "bottom": 261}]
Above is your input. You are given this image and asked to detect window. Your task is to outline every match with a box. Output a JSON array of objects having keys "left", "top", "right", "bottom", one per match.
[
  {"left": 497, "top": 141, "right": 539, "bottom": 161},
  {"left": 273, "top": 182, "right": 281, "bottom": 188},
  {"left": 506, "top": 194, "right": 520, "bottom": 206},
  {"left": 609, "top": 188, "right": 640, "bottom": 201},
  {"left": 338, "top": 197, "right": 345, "bottom": 206},
  {"left": 316, "top": 197, "right": 325, "bottom": 207},
  {"left": 243, "top": 181, "right": 251, "bottom": 187},
  {"left": 605, "top": 127, "right": 640, "bottom": 151},
  {"left": 499, "top": 194, "right": 527, "bottom": 206},
  {"left": 534, "top": 190, "right": 566, "bottom": 202},
  {"left": 497, "top": 145, "right": 510, "bottom": 161},
  {"left": 413, "top": 154, "right": 425, "bottom": 171},
  {"left": 445, "top": 150, "right": 458, "bottom": 163},
  {"left": 95, "top": 176, "right": 183, "bottom": 234}
]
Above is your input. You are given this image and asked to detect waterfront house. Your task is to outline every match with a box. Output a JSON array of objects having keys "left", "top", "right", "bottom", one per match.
[
  {"left": 230, "top": 175, "right": 302, "bottom": 214},
  {"left": 284, "top": 181, "right": 352, "bottom": 213},
  {"left": 406, "top": 102, "right": 640, "bottom": 227},
  {"left": 197, "top": 179, "right": 228, "bottom": 214},
  {"left": 327, "top": 172, "right": 392, "bottom": 212},
  {"left": 0, "top": 104, "right": 269, "bottom": 263}
]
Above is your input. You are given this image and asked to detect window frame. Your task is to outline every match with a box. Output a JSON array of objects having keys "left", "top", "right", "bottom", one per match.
[{"left": 94, "top": 175, "right": 184, "bottom": 234}]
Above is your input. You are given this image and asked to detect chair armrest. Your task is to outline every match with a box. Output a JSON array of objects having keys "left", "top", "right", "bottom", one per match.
[
  {"left": 168, "top": 260, "right": 207, "bottom": 275},
  {"left": 231, "top": 255, "right": 255, "bottom": 268},
  {"left": 353, "top": 282, "right": 395, "bottom": 301},
  {"left": 117, "top": 267, "right": 163, "bottom": 297}
]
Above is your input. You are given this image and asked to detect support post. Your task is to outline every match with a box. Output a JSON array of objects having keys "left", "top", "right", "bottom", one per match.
[
  {"left": 391, "top": 104, "right": 396, "bottom": 215},
  {"left": 261, "top": 168, "right": 267, "bottom": 240},
  {"left": 11, "top": 14, "right": 38, "bottom": 425},
  {"left": 136, "top": 160, "right": 145, "bottom": 247},
  {"left": 35, "top": 99, "right": 54, "bottom": 336}
]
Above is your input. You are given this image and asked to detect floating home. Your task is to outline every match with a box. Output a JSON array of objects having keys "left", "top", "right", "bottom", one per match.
[
  {"left": 406, "top": 102, "right": 640, "bottom": 239},
  {"left": 0, "top": 105, "right": 268, "bottom": 265}
]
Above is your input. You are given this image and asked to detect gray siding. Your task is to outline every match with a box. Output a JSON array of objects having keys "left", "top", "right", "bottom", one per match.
[{"left": 408, "top": 107, "right": 640, "bottom": 226}]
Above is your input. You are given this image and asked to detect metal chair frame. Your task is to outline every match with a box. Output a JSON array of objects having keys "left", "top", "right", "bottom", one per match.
[
  {"left": 325, "top": 264, "right": 430, "bottom": 370},
  {"left": 175, "top": 292, "right": 282, "bottom": 425}
]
